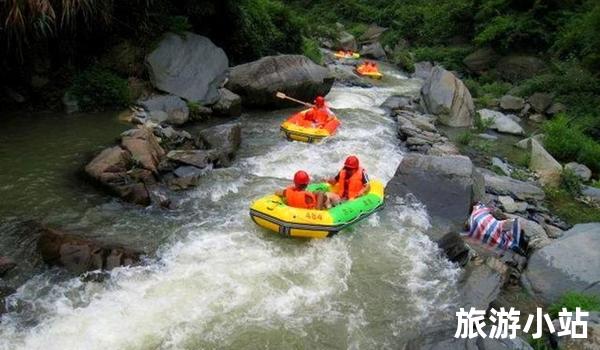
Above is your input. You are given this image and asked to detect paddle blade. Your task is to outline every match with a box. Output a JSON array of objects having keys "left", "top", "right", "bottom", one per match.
[{"left": 275, "top": 92, "right": 287, "bottom": 99}]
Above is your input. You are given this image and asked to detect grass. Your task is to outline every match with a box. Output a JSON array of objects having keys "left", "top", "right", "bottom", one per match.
[
  {"left": 543, "top": 115, "right": 600, "bottom": 173},
  {"left": 301, "top": 37, "right": 322, "bottom": 64},
  {"left": 548, "top": 292, "right": 600, "bottom": 318},
  {"left": 511, "top": 168, "right": 530, "bottom": 181},
  {"left": 457, "top": 131, "right": 473, "bottom": 145},
  {"left": 545, "top": 187, "right": 600, "bottom": 224},
  {"left": 560, "top": 168, "right": 583, "bottom": 196},
  {"left": 474, "top": 111, "right": 494, "bottom": 133}
]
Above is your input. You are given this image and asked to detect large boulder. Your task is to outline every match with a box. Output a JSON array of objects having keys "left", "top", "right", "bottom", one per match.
[
  {"left": 478, "top": 109, "right": 525, "bottom": 135},
  {"left": 386, "top": 154, "right": 484, "bottom": 262},
  {"left": 37, "top": 226, "right": 142, "bottom": 275},
  {"left": 0, "top": 256, "right": 16, "bottom": 277},
  {"left": 336, "top": 31, "right": 357, "bottom": 51},
  {"left": 413, "top": 61, "right": 434, "bottom": 80},
  {"left": 198, "top": 122, "right": 242, "bottom": 166},
  {"left": 463, "top": 48, "right": 499, "bottom": 74},
  {"left": 529, "top": 139, "right": 562, "bottom": 187},
  {"left": 523, "top": 223, "right": 600, "bottom": 304},
  {"left": 226, "top": 55, "right": 334, "bottom": 108},
  {"left": 565, "top": 162, "right": 592, "bottom": 182},
  {"left": 359, "top": 42, "right": 387, "bottom": 60},
  {"left": 137, "top": 94, "right": 189, "bottom": 125},
  {"left": 528, "top": 92, "right": 553, "bottom": 113},
  {"left": 211, "top": 88, "right": 242, "bottom": 117},
  {"left": 480, "top": 168, "right": 545, "bottom": 201},
  {"left": 495, "top": 55, "right": 547, "bottom": 82},
  {"left": 421, "top": 67, "right": 475, "bottom": 127},
  {"left": 146, "top": 32, "right": 228, "bottom": 104},
  {"left": 358, "top": 24, "right": 387, "bottom": 44},
  {"left": 499, "top": 95, "right": 525, "bottom": 111}
]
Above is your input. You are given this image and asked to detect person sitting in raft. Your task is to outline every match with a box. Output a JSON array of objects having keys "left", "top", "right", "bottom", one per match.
[
  {"left": 463, "top": 202, "right": 530, "bottom": 256},
  {"left": 276, "top": 170, "right": 327, "bottom": 210},
  {"left": 328, "top": 155, "right": 370, "bottom": 201},
  {"left": 304, "top": 96, "right": 335, "bottom": 129}
]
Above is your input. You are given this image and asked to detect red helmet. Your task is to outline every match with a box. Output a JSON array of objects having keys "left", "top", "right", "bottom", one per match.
[
  {"left": 293, "top": 170, "right": 310, "bottom": 186},
  {"left": 344, "top": 156, "right": 359, "bottom": 169},
  {"left": 314, "top": 96, "right": 325, "bottom": 108}
]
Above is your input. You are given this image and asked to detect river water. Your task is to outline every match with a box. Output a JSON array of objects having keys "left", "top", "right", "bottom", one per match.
[{"left": 0, "top": 65, "right": 460, "bottom": 349}]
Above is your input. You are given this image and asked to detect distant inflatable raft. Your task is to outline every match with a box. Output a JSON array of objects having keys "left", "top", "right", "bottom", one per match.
[
  {"left": 334, "top": 52, "right": 360, "bottom": 59},
  {"left": 280, "top": 109, "right": 341, "bottom": 143},
  {"left": 250, "top": 180, "right": 385, "bottom": 238}
]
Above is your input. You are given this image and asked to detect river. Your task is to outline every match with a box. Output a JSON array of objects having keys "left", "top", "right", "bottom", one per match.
[{"left": 0, "top": 64, "right": 460, "bottom": 349}]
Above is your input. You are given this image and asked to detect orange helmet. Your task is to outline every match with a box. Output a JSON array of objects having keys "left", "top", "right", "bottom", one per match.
[
  {"left": 294, "top": 170, "right": 310, "bottom": 186},
  {"left": 344, "top": 156, "right": 359, "bottom": 169},
  {"left": 314, "top": 96, "right": 325, "bottom": 108}
]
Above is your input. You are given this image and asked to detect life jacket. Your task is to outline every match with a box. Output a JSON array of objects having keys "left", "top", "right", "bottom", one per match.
[
  {"left": 335, "top": 167, "right": 365, "bottom": 199},
  {"left": 308, "top": 106, "right": 332, "bottom": 127},
  {"left": 285, "top": 185, "right": 317, "bottom": 209}
]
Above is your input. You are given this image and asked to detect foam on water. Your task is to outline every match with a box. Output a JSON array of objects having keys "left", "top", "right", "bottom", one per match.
[{"left": 0, "top": 76, "right": 459, "bottom": 349}]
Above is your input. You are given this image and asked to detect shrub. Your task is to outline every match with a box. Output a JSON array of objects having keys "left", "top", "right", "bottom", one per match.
[
  {"left": 543, "top": 115, "right": 600, "bottom": 173},
  {"left": 464, "top": 79, "right": 481, "bottom": 98},
  {"left": 391, "top": 49, "right": 415, "bottom": 73},
  {"left": 457, "top": 131, "right": 473, "bottom": 145},
  {"left": 474, "top": 111, "right": 494, "bottom": 133},
  {"left": 560, "top": 169, "right": 582, "bottom": 196},
  {"left": 301, "top": 37, "right": 322, "bottom": 64},
  {"left": 412, "top": 46, "right": 471, "bottom": 72},
  {"left": 166, "top": 16, "right": 192, "bottom": 34},
  {"left": 69, "top": 67, "right": 130, "bottom": 111},
  {"left": 548, "top": 292, "right": 600, "bottom": 319},
  {"left": 480, "top": 81, "right": 512, "bottom": 97},
  {"left": 545, "top": 187, "right": 600, "bottom": 224}
]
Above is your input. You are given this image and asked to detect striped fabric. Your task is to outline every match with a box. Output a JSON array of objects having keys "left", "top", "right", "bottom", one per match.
[{"left": 464, "top": 203, "right": 521, "bottom": 251}]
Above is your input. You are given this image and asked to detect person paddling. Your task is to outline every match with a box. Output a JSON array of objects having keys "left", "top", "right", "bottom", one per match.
[
  {"left": 276, "top": 171, "right": 331, "bottom": 209},
  {"left": 305, "top": 96, "right": 335, "bottom": 128},
  {"left": 328, "top": 156, "right": 370, "bottom": 201}
]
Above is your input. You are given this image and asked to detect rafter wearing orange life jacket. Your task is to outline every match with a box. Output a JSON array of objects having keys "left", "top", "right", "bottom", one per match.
[
  {"left": 331, "top": 156, "right": 369, "bottom": 200},
  {"left": 283, "top": 171, "right": 318, "bottom": 209},
  {"left": 305, "top": 96, "right": 334, "bottom": 128}
]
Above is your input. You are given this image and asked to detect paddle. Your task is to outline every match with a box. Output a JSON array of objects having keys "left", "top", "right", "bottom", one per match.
[{"left": 275, "top": 92, "right": 314, "bottom": 108}]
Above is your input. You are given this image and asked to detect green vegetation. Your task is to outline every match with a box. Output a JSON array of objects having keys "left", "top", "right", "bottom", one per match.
[
  {"left": 560, "top": 169, "right": 583, "bottom": 197},
  {"left": 545, "top": 187, "right": 600, "bottom": 224},
  {"left": 301, "top": 37, "right": 323, "bottom": 64},
  {"left": 390, "top": 49, "right": 415, "bottom": 73},
  {"left": 548, "top": 292, "right": 600, "bottom": 319},
  {"left": 69, "top": 67, "right": 130, "bottom": 111},
  {"left": 543, "top": 115, "right": 600, "bottom": 173},
  {"left": 412, "top": 46, "right": 470, "bottom": 72},
  {"left": 474, "top": 112, "right": 494, "bottom": 133},
  {"left": 528, "top": 336, "right": 551, "bottom": 350},
  {"left": 457, "top": 131, "right": 473, "bottom": 146}
]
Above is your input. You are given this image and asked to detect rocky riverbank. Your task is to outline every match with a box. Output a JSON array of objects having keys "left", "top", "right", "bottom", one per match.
[{"left": 382, "top": 63, "right": 600, "bottom": 348}]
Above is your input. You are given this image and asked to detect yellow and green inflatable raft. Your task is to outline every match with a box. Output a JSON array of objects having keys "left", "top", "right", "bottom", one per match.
[
  {"left": 280, "top": 109, "right": 340, "bottom": 143},
  {"left": 250, "top": 180, "right": 385, "bottom": 238}
]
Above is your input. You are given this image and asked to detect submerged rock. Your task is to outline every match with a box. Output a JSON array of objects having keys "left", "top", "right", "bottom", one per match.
[
  {"left": 37, "top": 226, "right": 142, "bottom": 275},
  {"left": 227, "top": 55, "right": 334, "bottom": 108},
  {"left": 421, "top": 66, "right": 474, "bottom": 127},
  {"left": 146, "top": 32, "right": 228, "bottom": 104},
  {"left": 523, "top": 223, "right": 600, "bottom": 304},
  {"left": 386, "top": 154, "right": 484, "bottom": 263}
]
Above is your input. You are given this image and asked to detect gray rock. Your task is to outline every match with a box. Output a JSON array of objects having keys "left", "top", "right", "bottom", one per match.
[
  {"left": 492, "top": 157, "right": 511, "bottom": 176},
  {"left": 146, "top": 32, "right": 228, "bottom": 104},
  {"left": 166, "top": 150, "right": 218, "bottom": 168},
  {"left": 211, "top": 88, "right": 242, "bottom": 117},
  {"left": 565, "top": 162, "right": 592, "bottom": 182},
  {"left": 170, "top": 165, "right": 205, "bottom": 189},
  {"left": 138, "top": 94, "right": 190, "bottom": 125},
  {"left": 514, "top": 134, "right": 544, "bottom": 150},
  {"left": 498, "top": 195, "right": 517, "bottom": 213},
  {"left": 528, "top": 113, "right": 545, "bottom": 123},
  {"left": 478, "top": 133, "right": 498, "bottom": 141},
  {"left": 478, "top": 109, "right": 524, "bottom": 135},
  {"left": 358, "top": 24, "right": 387, "bottom": 44},
  {"left": 523, "top": 223, "right": 600, "bottom": 304},
  {"left": 460, "top": 257, "right": 508, "bottom": 310},
  {"left": 480, "top": 168, "right": 545, "bottom": 201},
  {"left": 413, "top": 61, "right": 434, "bottom": 80},
  {"left": 227, "top": 55, "right": 334, "bottom": 108},
  {"left": 380, "top": 95, "right": 413, "bottom": 111},
  {"left": 543, "top": 224, "right": 564, "bottom": 239},
  {"left": 546, "top": 102, "right": 566, "bottom": 116},
  {"left": 62, "top": 91, "right": 80, "bottom": 114},
  {"left": 463, "top": 48, "right": 499, "bottom": 75},
  {"left": 528, "top": 92, "right": 553, "bottom": 113},
  {"left": 530, "top": 139, "right": 562, "bottom": 187},
  {"left": 554, "top": 311, "right": 600, "bottom": 350},
  {"left": 583, "top": 186, "right": 600, "bottom": 203},
  {"left": 519, "top": 103, "right": 531, "bottom": 117},
  {"left": 386, "top": 154, "right": 483, "bottom": 262},
  {"left": 500, "top": 95, "right": 525, "bottom": 111},
  {"left": 0, "top": 256, "right": 16, "bottom": 277},
  {"left": 198, "top": 122, "right": 242, "bottom": 165},
  {"left": 360, "top": 42, "right": 387, "bottom": 60},
  {"left": 421, "top": 67, "right": 475, "bottom": 127},
  {"left": 507, "top": 215, "right": 551, "bottom": 249},
  {"left": 336, "top": 31, "right": 357, "bottom": 51},
  {"left": 495, "top": 55, "right": 547, "bottom": 82}
]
